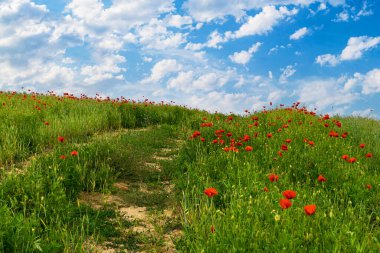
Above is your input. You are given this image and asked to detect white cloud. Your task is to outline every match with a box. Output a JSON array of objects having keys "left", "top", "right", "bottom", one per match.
[
  {"left": 183, "top": 0, "right": 344, "bottom": 22},
  {"left": 296, "top": 78, "right": 358, "bottom": 112},
  {"left": 318, "top": 3, "right": 327, "bottom": 11},
  {"left": 352, "top": 108, "right": 376, "bottom": 118},
  {"left": 229, "top": 42, "right": 262, "bottom": 65},
  {"left": 279, "top": 65, "right": 296, "bottom": 83},
  {"left": 164, "top": 14, "right": 193, "bottom": 28},
  {"left": 289, "top": 27, "right": 308, "bottom": 40},
  {"left": 229, "top": 6, "right": 298, "bottom": 39},
  {"left": 334, "top": 10, "right": 349, "bottom": 22},
  {"left": 315, "top": 54, "right": 340, "bottom": 66},
  {"left": 362, "top": 68, "right": 380, "bottom": 95},
  {"left": 340, "top": 36, "right": 380, "bottom": 61},
  {"left": 316, "top": 36, "right": 380, "bottom": 66},
  {"left": 141, "top": 59, "right": 182, "bottom": 84}
]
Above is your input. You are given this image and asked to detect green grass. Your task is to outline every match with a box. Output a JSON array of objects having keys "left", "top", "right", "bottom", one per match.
[{"left": 0, "top": 91, "right": 379, "bottom": 252}]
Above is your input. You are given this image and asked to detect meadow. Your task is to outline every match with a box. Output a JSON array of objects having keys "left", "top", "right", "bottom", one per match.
[{"left": 0, "top": 90, "right": 379, "bottom": 252}]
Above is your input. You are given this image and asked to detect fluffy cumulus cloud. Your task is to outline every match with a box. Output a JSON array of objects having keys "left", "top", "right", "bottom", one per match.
[
  {"left": 182, "top": 0, "right": 345, "bottom": 22},
  {"left": 343, "top": 68, "right": 380, "bottom": 95},
  {"left": 229, "top": 42, "right": 262, "bottom": 65},
  {"left": 141, "top": 59, "right": 182, "bottom": 84},
  {"left": 228, "top": 6, "right": 298, "bottom": 39},
  {"left": 316, "top": 36, "right": 380, "bottom": 66},
  {"left": 289, "top": 27, "right": 309, "bottom": 40}
]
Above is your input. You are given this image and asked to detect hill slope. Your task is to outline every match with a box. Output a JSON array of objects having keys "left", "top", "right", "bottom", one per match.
[{"left": 0, "top": 91, "right": 379, "bottom": 252}]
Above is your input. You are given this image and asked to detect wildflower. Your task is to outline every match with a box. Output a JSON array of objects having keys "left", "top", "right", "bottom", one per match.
[
  {"left": 359, "top": 144, "right": 365, "bottom": 148},
  {"left": 263, "top": 187, "right": 269, "bottom": 192},
  {"left": 366, "top": 184, "right": 372, "bottom": 190},
  {"left": 59, "top": 155, "right": 67, "bottom": 159},
  {"left": 308, "top": 141, "right": 315, "bottom": 146},
  {"left": 268, "top": 174, "right": 279, "bottom": 182},
  {"left": 342, "top": 155, "right": 348, "bottom": 160},
  {"left": 227, "top": 132, "right": 233, "bottom": 137},
  {"left": 192, "top": 131, "right": 201, "bottom": 138},
  {"left": 279, "top": 199, "right": 292, "bottom": 210},
  {"left": 200, "top": 137, "right": 205, "bottom": 142},
  {"left": 318, "top": 175, "right": 327, "bottom": 182},
  {"left": 274, "top": 214, "right": 281, "bottom": 221},
  {"left": 57, "top": 136, "right": 65, "bottom": 143},
  {"left": 282, "top": 190, "right": 297, "bottom": 199},
  {"left": 210, "top": 225, "right": 215, "bottom": 233},
  {"left": 304, "top": 205, "right": 316, "bottom": 216},
  {"left": 281, "top": 145, "right": 288, "bottom": 151},
  {"left": 277, "top": 151, "right": 283, "bottom": 157},
  {"left": 245, "top": 146, "right": 253, "bottom": 151},
  {"left": 70, "top": 150, "right": 78, "bottom": 156},
  {"left": 267, "top": 133, "right": 273, "bottom": 138},
  {"left": 44, "top": 122, "right": 49, "bottom": 126},
  {"left": 366, "top": 153, "right": 373, "bottom": 158},
  {"left": 348, "top": 157, "right": 357, "bottom": 163},
  {"left": 204, "top": 188, "right": 218, "bottom": 197},
  {"left": 285, "top": 139, "right": 292, "bottom": 143}
]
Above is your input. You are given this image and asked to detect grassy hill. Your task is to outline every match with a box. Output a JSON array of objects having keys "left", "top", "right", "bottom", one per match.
[{"left": 0, "top": 91, "right": 379, "bottom": 252}]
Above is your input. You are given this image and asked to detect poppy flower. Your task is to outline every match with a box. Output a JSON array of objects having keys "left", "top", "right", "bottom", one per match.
[
  {"left": 267, "top": 133, "right": 273, "bottom": 138},
  {"left": 318, "top": 175, "right": 326, "bottom": 182},
  {"left": 304, "top": 205, "right": 316, "bottom": 216},
  {"left": 277, "top": 151, "right": 283, "bottom": 157},
  {"left": 57, "top": 136, "right": 65, "bottom": 143},
  {"left": 366, "top": 184, "right": 372, "bottom": 190},
  {"left": 44, "top": 122, "right": 49, "bottom": 126},
  {"left": 341, "top": 155, "right": 348, "bottom": 160},
  {"left": 348, "top": 157, "right": 357, "bottom": 163},
  {"left": 70, "top": 150, "right": 78, "bottom": 156},
  {"left": 366, "top": 153, "right": 373, "bottom": 158},
  {"left": 308, "top": 141, "right": 315, "bottom": 146},
  {"left": 263, "top": 187, "right": 269, "bottom": 192},
  {"left": 204, "top": 188, "right": 218, "bottom": 197},
  {"left": 279, "top": 199, "right": 292, "bottom": 210},
  {"left": 359, "top": 144, "right": 365, "bottom": 148},
  {"left": 192, "top": 131, "right": 201, "bottom": 138},
  {"left": 227, "top": 132, "right": 233, "bottom": 137},
  {"left": 281, "top": 145, "right": 288, "bottom": 151},
  {"left": 210, "top": 225, "right": 215, "bottom": 233},
  {"left": 282, "top": 190, "right": 297, "bottom": 199},
  {"left": 245, "top": 146, "right": 253, "bottom": 151},
  {"left": 285, "top": 139, "right": 292, "bottom": 143},
  {"left": 268, "top": 174, "right": 279, "bottom": 182},
  {"left": 59, "top": 155, "right": 67, "bottom": 159},
  {"left": 200, "top": 137, "right": 205, "bottom": 142}
]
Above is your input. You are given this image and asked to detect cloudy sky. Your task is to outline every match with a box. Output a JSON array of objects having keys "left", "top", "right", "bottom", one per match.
[{"left": 1, "top": 0, "right": 379, "bottom": 116}]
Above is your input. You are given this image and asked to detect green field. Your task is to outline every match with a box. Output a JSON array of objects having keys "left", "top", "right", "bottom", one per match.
[{"left": 0, "top": 91, "right": 379, "bottom": 252}]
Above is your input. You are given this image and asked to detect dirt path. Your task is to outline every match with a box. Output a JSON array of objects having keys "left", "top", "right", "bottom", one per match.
[{"left": 78, "top": 127, "right": 183, "bottom": 252}]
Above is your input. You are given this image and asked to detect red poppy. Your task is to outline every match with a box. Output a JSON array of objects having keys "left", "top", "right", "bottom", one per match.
[
  {"left": 210, "top": 225, "right": 215, "bottom": 233},
  {"left": 348, "top": 157, "right": 357, "bottom": 163},
  {"left": 304, "top": 204, "right": 316, "bottom": 216},
  {"left": 245, "top": 146, "right": 253, "bottom": 151},
  {"left": 204, "top": 188, "right": 218, "bottom": 197},
  {"left": 277, "top": 151, "right": 283, "bottom": 157},
  {"left": 263, "top": 187, "right": 269, "bottom": 192},
  {"left": 329, "top": 130, "right": 339, "bottom": 137},
  {"left": 282, "top": 190, "right": 297, "bottom": 199},
  {"left": 285, "top": 139, "right": 292, "bottom": 143},
  {"left": 359, "top": 144, "right": 365, "bottom": 148},
  {"left": 192, "top": 131, "right": 201, "bottom": 138},
  {"left": 279, "top": 199, "right": 292, "bottom": 209},
  {"left": 227, "top": 132, "right": 233, "bottom": 137},
  {"left": 308, "top": 141, "right": 315, "bottom": 146},
  {"left": 324, "top": 123, "right": 329, "bottom": 127},
  {"left": 200, "top": 137, "right": 205, "bottom": 142},
  {"left": 366, "top": 153, "right": 373, "bottom": 158},
  {"left": 268, "top": 174, "right": 279, "bottom": 182},
  {"left": 281, "top": 145, "right": 288, "bottom": 151},
  {"left": 44, "top": 122, "right": 49, "bottom": 126},
  {"left": 267, "top": 133, "right": 273, "bottom": 138},
  {"left": 318, "top": 175, "right": 326, "bottom": 182},
  {"left": 341, "top": 155, "right": 348, "bottom": 160},
  {"left": 366, "top": 184, "right": 372, "bottom": 190},
  {"left": 70, "top": 150, "right": 78, "bottom": 156},
  {"left": 57, "top": 136, "right": 65, "bottom": 143},
  {"left": 59, "top": 155, "right": 67, "bottom": 159}
]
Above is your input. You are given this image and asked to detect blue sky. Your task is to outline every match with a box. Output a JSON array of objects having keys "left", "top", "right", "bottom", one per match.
[{"left": 0, "top": 0, "right": 379, "bottom": 117}]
